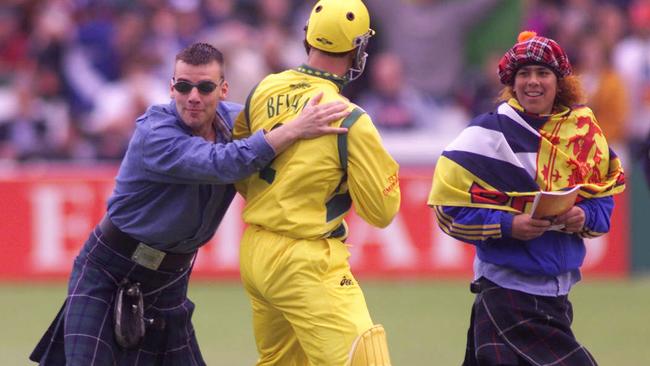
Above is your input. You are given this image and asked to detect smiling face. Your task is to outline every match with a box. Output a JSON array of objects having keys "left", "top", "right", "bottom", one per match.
[
  {"left": 171, "top": 60, "right": 228, "bottom": 135},
  {"left": 512, "top": 64, "right": 558, "bottom": 115}
]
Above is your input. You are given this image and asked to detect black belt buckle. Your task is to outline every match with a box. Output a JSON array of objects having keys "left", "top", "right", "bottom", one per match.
[{"left": 114, "top": 280, "right": 145, "bottom": 349}]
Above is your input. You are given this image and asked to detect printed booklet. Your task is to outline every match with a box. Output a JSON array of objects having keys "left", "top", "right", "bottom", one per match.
[{"left": 530, "top": 185, "right": 581, "bottom": 231}]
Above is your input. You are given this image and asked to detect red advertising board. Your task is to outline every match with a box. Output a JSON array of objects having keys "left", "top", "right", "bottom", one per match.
[{"left": 0, "top": 166, "right": 629, "bottom": 280}]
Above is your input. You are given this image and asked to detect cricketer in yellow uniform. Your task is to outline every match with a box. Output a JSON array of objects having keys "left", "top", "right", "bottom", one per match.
[{"left": 234, "top": 67, "right": 400, "bottom": 365}]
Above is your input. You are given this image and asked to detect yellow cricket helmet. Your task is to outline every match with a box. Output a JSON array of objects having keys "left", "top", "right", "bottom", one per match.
[
  {"left": 305, "top": 0, "right": 375, "bottom": 80},
  {"left": 306, "top": 0, "right": 373, "bottom": 53}
]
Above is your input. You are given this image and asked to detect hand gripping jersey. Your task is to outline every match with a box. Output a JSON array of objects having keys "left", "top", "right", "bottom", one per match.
[{"left": 234, "top": 65, "right": 400, "bottom": 239}]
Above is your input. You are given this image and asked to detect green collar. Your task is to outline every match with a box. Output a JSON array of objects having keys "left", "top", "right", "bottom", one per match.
[{"left": 295, "top": 64, "right": 348, "bottom": 91}]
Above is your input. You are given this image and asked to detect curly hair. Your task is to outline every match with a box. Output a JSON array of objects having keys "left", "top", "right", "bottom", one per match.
[{"left": 497, "top": 74, "right": 586, "bottom": 112}]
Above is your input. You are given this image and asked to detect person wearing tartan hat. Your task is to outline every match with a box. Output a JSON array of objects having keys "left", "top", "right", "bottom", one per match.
[
  {"left": 428, "top": 31, "right": 625, "bottom": 365},
  {"left": 498, "top": 30, "right": 572, "bottom": 85}
]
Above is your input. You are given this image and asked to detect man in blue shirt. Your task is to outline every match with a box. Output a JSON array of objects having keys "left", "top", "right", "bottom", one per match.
[{"left": 30, "top": 42, "right": 349, "bottom": 366}]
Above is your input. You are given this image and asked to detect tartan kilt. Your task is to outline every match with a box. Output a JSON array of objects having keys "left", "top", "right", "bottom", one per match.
[
  {"left": 30, "top": 227, "right": 206, "bottom": 366},
  {"left": 463, "top": 278, "right": 597, "bottom": 366}
]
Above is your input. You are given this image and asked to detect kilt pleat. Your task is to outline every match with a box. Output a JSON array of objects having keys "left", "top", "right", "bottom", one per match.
[
  {"left": 30, "top": 227, "right": 206, "bottom": 366},
  {"left": 463, "top": 278, "right": 597, "bottom": 366}
]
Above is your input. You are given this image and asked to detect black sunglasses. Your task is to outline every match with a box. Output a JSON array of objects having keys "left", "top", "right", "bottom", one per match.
[{"left": 172, "top": 78, "right": 221, "bottom": 94}]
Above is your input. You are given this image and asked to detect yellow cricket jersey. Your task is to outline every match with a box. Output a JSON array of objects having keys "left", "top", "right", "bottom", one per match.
[{"left": 234, "top": 65, "right": 401, "bottom": 240}]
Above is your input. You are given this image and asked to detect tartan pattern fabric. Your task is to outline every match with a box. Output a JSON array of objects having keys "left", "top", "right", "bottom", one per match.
[
  {"left": 463, "top": 279, "right": 597, "bottom": 366},
  {"left": 498, "top": 36, "right": 571, "bottom": 85},
  {"left": 30, "top": 227, "right": 206, "bottom": 366}
]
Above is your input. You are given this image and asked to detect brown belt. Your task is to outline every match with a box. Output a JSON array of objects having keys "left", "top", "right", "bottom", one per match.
[{"left": 98, "top": 216, "right": 195, "bottom": 272}]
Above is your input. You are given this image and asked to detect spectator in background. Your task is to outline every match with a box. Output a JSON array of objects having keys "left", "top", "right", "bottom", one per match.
[
  {"left": 198, "top": 0, "right": 266, "bottom": 103},
  {"left": 462, "top": 51, "right": 503, "bottom": 115},
  {"left": 62, "top": 3, "right": 121, "bottom": 122},
  {"left": 595, "top": 2, "right": 628, "bottom": 52},
  {"left": 613, "top": 0, "right": 650, "bottom": 145},
  {"left": 521, "top": 1, "right": 625, "bottom": 61},
  {"left": 201, "top": 0, "right": 237, "bottom": 24},
  {"left": 29, "top": 1, "right": 73, "bottom": 86},
  {"left": 70, "top": 3, "right": 121, "bottom": 83},
  {"left": 148, "top": 4, "right": 183, "bottom": 81},
  {"left": 429, "top": 31, "right": 625, "bottom": 366},
  {"left": 0, "top": 3, "right": 80, "bottom": 162},
  {"left": 576, "top": 32, "right": 629, "bottom": 157},
  {"left": 253, "top": 0, "right": 304, "bottom": 74},
  {"left": 357, "top": 51, "right": 431, "bottom": 131},
  {"left": 85, "top": 54, "right": 168, "bottom": 160},
  {"left": 173, "top": 0, "right": 205, "bottom": 47},
  {"left": 369, "top": 0, "right": 502, "bottom": 103},
  {"left": 522, "top": 0, "right": 562, "bottom": 38},
  {"left": 550, "top": 0, "right": 594, "bottom": 59},
  {"left": 0, "top": 6, "right": 29, "bottom": 85},
  {"left": 0, "top": 67, "right": 71, "bottom": 161}
]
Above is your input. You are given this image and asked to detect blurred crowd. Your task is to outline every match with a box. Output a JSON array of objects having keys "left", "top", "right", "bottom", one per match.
[{"left": 0, "top": 0, "right": 648, "bottom": 166}]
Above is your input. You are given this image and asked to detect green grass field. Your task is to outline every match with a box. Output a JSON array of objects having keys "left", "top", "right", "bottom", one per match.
[{"left": 4, "top": 279, "right": 649, "bottom": 365}]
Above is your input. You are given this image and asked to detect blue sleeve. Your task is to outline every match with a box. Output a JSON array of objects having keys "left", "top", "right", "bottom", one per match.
[
  {"left": 576, "top": 196, "right": 614, "bottom": 238},
  {"left": 140, "top": 107, "right": 275, "bottom": 184},
  {"left": 433, "top": 205, "right": 514, "bottom": 246}
]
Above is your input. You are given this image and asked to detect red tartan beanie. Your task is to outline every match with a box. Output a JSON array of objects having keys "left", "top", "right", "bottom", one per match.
[{"left": 497, "top": 31, "right": 572, "bottom": 85}]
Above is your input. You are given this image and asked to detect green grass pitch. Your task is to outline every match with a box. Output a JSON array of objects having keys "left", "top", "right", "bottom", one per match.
[{"left": 3, "top": 279, "right": 649, "bottom": 365}]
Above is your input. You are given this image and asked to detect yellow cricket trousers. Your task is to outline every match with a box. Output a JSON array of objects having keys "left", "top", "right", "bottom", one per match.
[{"left": 239, "top": 225, "right": 374, "bottom": 366}]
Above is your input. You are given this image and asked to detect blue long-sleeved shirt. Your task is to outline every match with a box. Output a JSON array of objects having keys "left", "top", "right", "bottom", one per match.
[
  {"left": 435, "top": 196, "right": 614, "bottom": 295},
  {"left": 107, "top": 101, "right": 275, "bottom": 253}
]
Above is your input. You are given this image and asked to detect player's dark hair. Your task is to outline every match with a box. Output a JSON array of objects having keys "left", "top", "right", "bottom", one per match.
[
  {"left": 303, "top": 39, "right": 352, "bottom": 58},
  {"left": 175, "top": 43, "right": 225, "bottom": 76}
]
